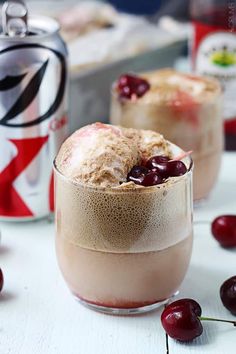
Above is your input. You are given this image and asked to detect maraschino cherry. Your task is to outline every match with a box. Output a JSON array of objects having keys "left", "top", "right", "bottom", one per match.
[
  {"left": 220, "top": 276, "right": 236, "bottom": 315},
  {"left": 146, "top": 156, "right": 170, "bottom": 178},
  {"left": 146, "top": 156, "right": 187, "bottom": 178},
  {"left": 165, "top": 160, "right": 187, "bottom": 177},
  {"left": 117, "top": 74, "right": 150, "bottom": 99},
  {"left": 211, "top": 215, "right": 236, "bottom": 248},
  {"left": 0, "top": 268, "right": 4, "bottom": 293},
  {"left": 161, "top": 298, "right": 236, "bottom": 342},
  {"left": 127, "top": 165, "right": 163, "bottom": 186},
  {"left": 127, "top": 154, "right": 187, "bottom": 186},
  {"left": 146, "top": 155, "right": 170, "bottom": 168},
  {"left": 142, "top": 172, "right": 163, "bottom": 186},
  {"left": 127, "top": 165, "right": 148, "bottom": 185}
]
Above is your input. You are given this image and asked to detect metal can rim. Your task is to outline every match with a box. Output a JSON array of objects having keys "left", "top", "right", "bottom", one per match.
[{"left": 0, "top": 15, "right": 60, "bottom": 40}]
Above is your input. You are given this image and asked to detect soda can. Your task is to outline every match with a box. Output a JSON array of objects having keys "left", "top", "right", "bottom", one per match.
[{"left": 0, "top": 0, "right": 68, "bottom": 220}]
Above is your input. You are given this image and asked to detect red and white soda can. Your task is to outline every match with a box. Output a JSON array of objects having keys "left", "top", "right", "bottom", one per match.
[{"left": 0, "top": 1, "right": 68, "bottom": 220}]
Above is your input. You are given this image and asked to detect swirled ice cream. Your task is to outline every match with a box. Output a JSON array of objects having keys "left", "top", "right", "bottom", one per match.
[{"left": 56, "top": 122, "right": 172, "bottom": 187}]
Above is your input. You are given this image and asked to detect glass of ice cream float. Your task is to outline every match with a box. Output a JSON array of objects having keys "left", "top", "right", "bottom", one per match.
[
  {"left": 110, "top": 69, "right": 223, "bottom": 202},
  {"left": 54, "top": 123, "right": 193, "bottom": 314}
]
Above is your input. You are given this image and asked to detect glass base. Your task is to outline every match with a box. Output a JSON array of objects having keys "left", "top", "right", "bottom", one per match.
[{"left": 75, "top": 292, "right": 179, "bottom": 315}]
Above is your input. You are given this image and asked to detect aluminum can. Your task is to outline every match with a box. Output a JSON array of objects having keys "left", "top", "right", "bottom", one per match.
[
  {"left": 190, "top": 0, "right": 236, "bottom": 150},
  {"left": 0, "top": 1, "right": 68, "bottom": 220}
]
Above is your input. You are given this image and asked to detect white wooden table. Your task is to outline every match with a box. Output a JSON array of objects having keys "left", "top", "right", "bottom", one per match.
[{"left": 0, "top": 152, "right": 236, "bottom": 354}]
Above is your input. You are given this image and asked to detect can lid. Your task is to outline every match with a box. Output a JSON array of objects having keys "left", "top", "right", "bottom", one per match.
[
  {"left": 1, "top": 0, "right": 60, "bottom": 39},
  {"left": 2, "top": 0, "right": 28, "bottom": 37}
]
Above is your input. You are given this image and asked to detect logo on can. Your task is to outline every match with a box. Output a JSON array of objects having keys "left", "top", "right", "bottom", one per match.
[
  {"left": 0, "top": 41, "right": 68, "bottom": 219},
  {"left": 0, "top": 43, "right": 66, "bottom": 127}
]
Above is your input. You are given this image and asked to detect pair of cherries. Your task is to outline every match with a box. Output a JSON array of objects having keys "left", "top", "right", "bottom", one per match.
[
  {"left": 127, "top": 155, "right": 187, "bottom": 187},
  {"left": 162, "top": 280, "right": 236, "bottom": 342}
]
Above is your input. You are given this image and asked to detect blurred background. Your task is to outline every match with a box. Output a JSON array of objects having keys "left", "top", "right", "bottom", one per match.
[
  {"left": 15, "top": 0, "right": 190, "bottom": 131},
  {"left": 1, "top": 0, "right": 234, "bottom": 149}
]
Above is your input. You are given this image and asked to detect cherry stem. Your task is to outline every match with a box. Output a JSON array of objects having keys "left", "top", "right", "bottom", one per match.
[
  {"left": 170, "top": 150, "right": 193, "bottom": 162},
  {"left": 199, "top": 316, "right": 236, "bottom": 326}
]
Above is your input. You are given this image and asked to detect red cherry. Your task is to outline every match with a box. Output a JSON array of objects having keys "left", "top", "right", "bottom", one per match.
[
  {"left": 161, "top": 298, "right": 236, "bottom": 343},
  {"left": 146, "top": 156, "right": 187, "bottom": 179},
  {"left": 127, "top": 165, "right": 148, "bottom": 185},
  {"left": 146, "top": 155, "right": 170, "bottom": 169},
  {"left": 220, "top": 276, "right": 236, "bottom": 315},
  {"left": 0, "top": 268, "right": 4, "bottom": 292},
  {"left": 165, "top": 298, "right": 202, "bottom": 317},
  {"left": 161, "top": 299, "right": 203, "bottom": 342},
  {"left": 141, "top": 171, "right": 163, "bottom": 186},
  {"left": 127, "top": 155, "right": 187, "bottom": 187},
  {"left": 127, "top": 165, "right": 164, "bottom": 186},
  {"left": 117, "top": 74, "right": 150, "bottom": 99},
  {"left": 166, "top": 160, "right": 187, "bottom": 177},
  {"left": 128, "top": 165, "right": 148, "bottom": 178},
  {"left": 146, "top": 156, "right": 170, "bottom": 178},
  {"left": 211, "top": 215, "right": 236, "bottom": 248}
]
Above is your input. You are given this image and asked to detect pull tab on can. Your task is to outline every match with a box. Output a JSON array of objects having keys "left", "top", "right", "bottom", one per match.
[{"left": 2, "top": 0, "right": 28, "bottom": 37}]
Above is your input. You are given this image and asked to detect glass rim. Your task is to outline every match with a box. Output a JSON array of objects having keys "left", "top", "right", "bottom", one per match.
[
  {"left": 53, "top": 155, "right": 193, "bottom": 194},
  {"left": 110, "top": 74, "right": 222, "bottom": 106}
]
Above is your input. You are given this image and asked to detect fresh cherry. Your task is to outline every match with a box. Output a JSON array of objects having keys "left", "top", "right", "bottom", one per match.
[
  {"left": 127, "top": 165, "right": 148, "bottom": 185},
  {"left": 117, "top": 74, "right": 150, "bottom": 99},
  {"left": 127, "top": 154, "right": 188, "bottom": 187},
  {"left": 166, "top": 160, "right": 187, "bottom": 177},
  {"left": 142, "top": 171, "right": 163, "bottom": 186},
  {"left": 146, "top": 155, "right": 170, "bottom": 169},
  {"left": 146, "top": 156, "right": 170, "bottom": 178},
  {"left": 146, "top": 156, "right": 187, "bottom": 179},
  {"left": 220, "top": 276, "right": 236, "bottom": 315},
  {"left": 0, "top": 268, "right": 3, "bottom": 293},
  {"left": 161, "top": 298, "right": 236, "bottom": 342},
  {"left": 128, "top": 165, "right": 148, "bottom": 178},
  {"left": 211, "top": 215, "right": 236, "bottom": 248},
  {"left": 161, "top": 299, "right": 203, "bottom": 342},
  {"left": 127, "top": 165, "right": 163, "bottom": 186}
]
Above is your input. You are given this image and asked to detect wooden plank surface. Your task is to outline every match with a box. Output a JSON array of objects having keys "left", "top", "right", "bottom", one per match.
[{"left": 0, "top": 152, "right": 236, "bottom": 354}]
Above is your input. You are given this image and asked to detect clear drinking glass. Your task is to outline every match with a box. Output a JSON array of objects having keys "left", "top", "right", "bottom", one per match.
[
  {"left": 54, "top": 147, "right": 193, "bottom": 315},
  {"left": 110, "top": 71, "right": 223, "bottom": 202}
]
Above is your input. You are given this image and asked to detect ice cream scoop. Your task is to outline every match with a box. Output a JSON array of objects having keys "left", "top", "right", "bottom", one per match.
[{"left": 56, "top": 122, "right": 172, "bottom": 187}]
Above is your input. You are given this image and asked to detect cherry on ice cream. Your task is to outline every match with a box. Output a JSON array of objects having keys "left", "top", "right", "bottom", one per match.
[
  {"left": 117, "top": 74, "right": 150, "bottom": 99},
  {"left": 127, "top": 155, "right": 188, "bottom": 186},
  {"left": 166, "top": 160, "right": 187, "bottom": 177},
  {"left": 146, "top": 156, "right": 170, "bottom": 178},
  {"left": 142, "top": 171, "right": 163, "bottom": 186},
  {"left": 127, "top": 165, "right": 148, "bottom": 185}
]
